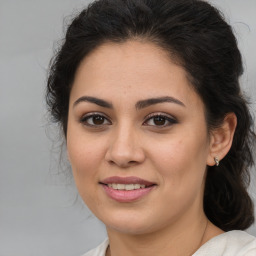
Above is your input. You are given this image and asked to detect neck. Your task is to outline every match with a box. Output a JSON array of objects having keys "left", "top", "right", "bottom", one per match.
[{"left": 106, "top": 213, "right": 222, "bottom": 256}]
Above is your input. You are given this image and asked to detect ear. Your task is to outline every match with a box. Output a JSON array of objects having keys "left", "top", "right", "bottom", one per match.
[{"left": 207, "top": 113, "right": 237, "bottom": 166}]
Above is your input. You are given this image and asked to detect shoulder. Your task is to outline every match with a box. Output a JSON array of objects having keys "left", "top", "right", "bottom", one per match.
[
  {"left": 81, "top": 239, "right": 109, "bottom": 256},
  {"left": 194, "top": 231, "right": 256, "bottom": 256}
]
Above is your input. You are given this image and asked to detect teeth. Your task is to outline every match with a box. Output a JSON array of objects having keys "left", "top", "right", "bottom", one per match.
[
  {"left": 134, "top": 184, "right": 140, "bottom": 189},
  {"left": 107, "top": 184, "right": 146, "bottom": 190},
  {"left": 125, "top": 184, "right": 134, "bottom": 190},
  {"left": 117, "top": 184, "right": 125, "bottom": 190}
]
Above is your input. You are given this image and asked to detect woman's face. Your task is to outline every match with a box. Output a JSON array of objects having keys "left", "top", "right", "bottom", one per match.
[{"left": 67, "top": 41, "right": 213, "bottom": 235}]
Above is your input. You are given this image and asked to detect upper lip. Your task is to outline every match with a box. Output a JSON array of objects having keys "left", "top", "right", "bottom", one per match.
[{"left": 100, "top": 176, "right": 156, "bottom": 186}]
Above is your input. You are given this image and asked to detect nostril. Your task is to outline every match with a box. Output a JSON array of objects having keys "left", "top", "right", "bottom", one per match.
[
  {"left": 108, "top": 160, "right": 115, "bottom": 165},
  {"left": 128, "top": 160, "right": 138, "bottom": 165},
  {"left": 105, "top": 144, "right": 145, "bottom": 167},
  {"left": 107, "top": 159, "right": 139, "bottom": 168}
]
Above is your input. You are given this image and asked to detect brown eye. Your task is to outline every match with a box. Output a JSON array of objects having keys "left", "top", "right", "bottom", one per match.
[
  {"left": 153, "top": 116, "right": 166, "bottom": 126},
  {"left": 81, "top": 114, "right": 111, "bottom": 126},
  {"left": 144, "top": 114, "right": 177, "bottom": 127},
  {"left": 92, "top": 115, "right": 105, "bottom": 125}
]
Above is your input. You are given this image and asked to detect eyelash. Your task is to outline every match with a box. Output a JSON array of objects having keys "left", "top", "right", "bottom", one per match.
[
  {"left": 80, "top": 112, "right": 177, "bottom": 128},
  {"left": 80, "top": 112, "right": 111, "bottom": 127},
  {"left": 143, "top": 113, "right": 177, "bottom": 127}
]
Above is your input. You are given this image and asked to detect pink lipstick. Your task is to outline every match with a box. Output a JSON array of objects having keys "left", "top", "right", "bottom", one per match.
[{"left": 100, "top": 176, "right": 156, "bottom": 203}]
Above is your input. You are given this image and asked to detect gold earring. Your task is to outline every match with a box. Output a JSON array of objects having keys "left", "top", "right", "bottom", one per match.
[{"left": 214, "top": 156, "right": 220, "bottom": 166}]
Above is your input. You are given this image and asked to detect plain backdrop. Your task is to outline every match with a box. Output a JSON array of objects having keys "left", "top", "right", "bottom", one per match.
[{"left": 0, "top": 0, "right": 255, "bottom": 255}]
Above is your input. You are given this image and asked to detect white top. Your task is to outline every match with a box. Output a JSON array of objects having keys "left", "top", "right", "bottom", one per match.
[{"left": 81, "top": 231, "right": 256, "bottom": 256}]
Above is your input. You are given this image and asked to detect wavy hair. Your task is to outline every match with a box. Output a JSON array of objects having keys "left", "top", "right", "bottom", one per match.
[{"left": 46, "top": 0, "right": 255, "bottom": 231}]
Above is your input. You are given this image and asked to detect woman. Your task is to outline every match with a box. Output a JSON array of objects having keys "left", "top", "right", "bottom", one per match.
[{"left": 46, "top": 0, "right": 256, "bottom": 255}]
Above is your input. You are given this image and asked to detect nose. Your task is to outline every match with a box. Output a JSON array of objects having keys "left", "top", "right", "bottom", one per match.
[{"left": 105, "top": 125, "right": 146, "bottom": 168}]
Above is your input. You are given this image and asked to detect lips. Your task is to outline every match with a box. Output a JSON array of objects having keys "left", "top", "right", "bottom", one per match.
[
  {"left": 101, "top": 176, "right": 155, "bottom": 187},
  {"left": 100, "top": 176, "right": 156, "bottom": 202}
]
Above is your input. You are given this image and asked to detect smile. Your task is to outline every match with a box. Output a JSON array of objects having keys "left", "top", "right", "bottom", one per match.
[
  {"left": 100, "top": 176, "right": 156, "bottom": 202},
  {"left": 107, "top": 184, "right": 146, "bottom": 190}
]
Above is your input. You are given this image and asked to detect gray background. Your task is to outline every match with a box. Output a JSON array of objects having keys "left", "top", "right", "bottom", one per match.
[{"left": 0, "top": 0, "right": 255, "bottom": 255}]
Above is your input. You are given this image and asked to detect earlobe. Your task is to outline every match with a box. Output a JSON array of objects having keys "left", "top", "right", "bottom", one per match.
[
  {"left": 207, "top": 113, "right": 237, "bottom": 166},
  {"left": 213, "top": 156, "right": 219, "bottom": 166}
]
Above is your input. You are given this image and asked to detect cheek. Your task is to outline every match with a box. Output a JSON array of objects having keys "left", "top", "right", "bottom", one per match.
[
  {"left": 68, "top": 128, "right": 102, "bottom": 169},
  {"left": 151, "top": 134, "right": 209, "bottom": 189},
  {"left": 152, "top": 139, "right": 208, "bottom": 218},
  {"left": 66, "top": 129, "right": 105, "bottom": 196},
  {"left": 67, "top": 140, "right": 103, "bottom": 209}
]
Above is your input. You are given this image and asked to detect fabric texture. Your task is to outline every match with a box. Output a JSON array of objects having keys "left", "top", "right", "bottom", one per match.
[{"left": 81, "top": 231, "right": 256, "bottom": 256}]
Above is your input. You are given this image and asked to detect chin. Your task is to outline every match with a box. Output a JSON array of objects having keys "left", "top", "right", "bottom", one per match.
[
  {"left": 100, "top": 211, "right": 162, "bottom": 235},
  {"left": 107, "top": 222, "right": 154, "bottom": 235}
]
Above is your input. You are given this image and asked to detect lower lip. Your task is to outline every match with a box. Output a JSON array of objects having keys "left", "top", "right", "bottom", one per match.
[{"left": 101, "top": 184, "right": 156, "bottom": 203}]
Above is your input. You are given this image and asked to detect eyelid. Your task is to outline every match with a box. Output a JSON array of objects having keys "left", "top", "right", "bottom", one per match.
[
  {"left": 143, "top": 112, "right": 177, "bottom": 126},
  {"left": 79, "top": 111, "right": 177, "bottom": 128},
  {"left": 80, "top": 112, "right": 112, "bottom": 126}
]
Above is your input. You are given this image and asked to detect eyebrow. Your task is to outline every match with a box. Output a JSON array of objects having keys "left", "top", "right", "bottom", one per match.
[
  {"left": 73, "top": 95, "right": 185, "bottom": 109},
  {"left": 73, "top": 96, "right": 113, "bottom": 109},
  {"left": 135, "top": 96, "right": 185, "bottom": 109}
]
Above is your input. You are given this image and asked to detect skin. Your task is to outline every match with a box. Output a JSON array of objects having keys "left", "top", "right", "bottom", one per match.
[{"left": 67, "top": 41, "right": 236, "bottom": 256}]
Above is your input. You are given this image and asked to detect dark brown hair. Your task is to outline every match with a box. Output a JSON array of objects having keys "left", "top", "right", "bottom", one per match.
[{"left": 46, "top": 0, "right": 255, "bottom": 231}]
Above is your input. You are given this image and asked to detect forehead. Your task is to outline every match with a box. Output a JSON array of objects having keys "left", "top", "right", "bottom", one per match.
[{"left": 70, "top": 40, "right": 201, "bottom": 108}]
